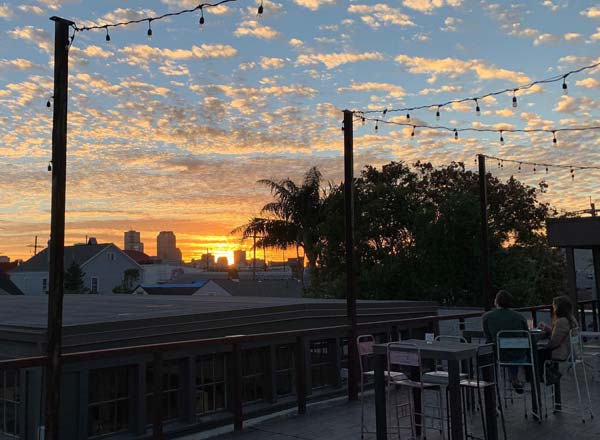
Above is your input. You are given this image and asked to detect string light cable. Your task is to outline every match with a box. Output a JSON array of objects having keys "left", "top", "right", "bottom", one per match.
[
  {"left": 354, "top": 61, "right": 600, "bottom": 117},
  {"left": 357, "top": 115, "right": 600, "bottom": 145},
  {"left": 479, "top": 154, "right": 600, "bottom": 181},
  {"left": 69, "top": 0, "right": 263, "bottom": 38}
]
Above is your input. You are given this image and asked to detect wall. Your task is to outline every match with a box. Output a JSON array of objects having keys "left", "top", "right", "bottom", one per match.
[
  {"left": 82, "top": 246, "right": 142, "bottom": 295},
  {"left": 9, "top": 271, "right": 48, "bottom": 295}
]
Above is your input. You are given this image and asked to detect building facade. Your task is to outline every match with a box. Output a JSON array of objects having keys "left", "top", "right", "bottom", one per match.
[
  {"left": 157, "top": 231, "right": 182, "bottom": 264},
  {"left": 124, "top": 230, "right": 144, "bottom": 253}
]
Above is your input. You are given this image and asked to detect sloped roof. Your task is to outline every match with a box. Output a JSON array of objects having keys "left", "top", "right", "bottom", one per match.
[
  {"left": 11, "top": 244, "right": 112, "bottom": 272},
  {"left": 0, "top": 261, "right": 19, "bottom": 273},
  {"left": 139, "top": 281, "right": 208, "bottom": 296},
  {"left": 212, "top": 279, "right": 302, "bottom": 298},
  {"left": 123, "top": 249, "right": 153, "bottom": 264},
  {"left": 0, "top": 273, "right": 24, "bottom": 295}
]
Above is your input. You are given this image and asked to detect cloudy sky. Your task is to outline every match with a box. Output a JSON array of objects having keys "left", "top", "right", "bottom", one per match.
[{"left": 0, "top": 0, "right": 599, "bottom": 262}]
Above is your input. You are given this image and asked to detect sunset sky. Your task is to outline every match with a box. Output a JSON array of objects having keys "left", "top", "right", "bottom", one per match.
[{"left": 0, "top": 0, "right": 599, "bottom": 262}]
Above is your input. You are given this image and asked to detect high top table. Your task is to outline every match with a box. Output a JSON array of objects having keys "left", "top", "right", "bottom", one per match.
[{"left": 373, "top": 339, "right": 498, "bottom": 440}]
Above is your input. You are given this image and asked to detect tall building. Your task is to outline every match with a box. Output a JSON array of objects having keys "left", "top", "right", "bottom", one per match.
[
  {"left": 157, "top": 231, "right": 182, "bottom": 264},
  {"left": 124, "top": 230, "right": 144, "bottom": 253},
  {"left": 233, "top": 250, "right": 247, "bottom": 267}
]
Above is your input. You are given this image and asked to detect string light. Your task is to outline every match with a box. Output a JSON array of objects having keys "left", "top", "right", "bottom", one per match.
[
  {"left": 47, "top": 161, "right": 52, "bottom": 172},
  {"left": 435, "top": 105, "right": 441, "bottom": 120},
  {"left": 382, "top": 108, "right": 387, "bottom": 117},
  {"left": 499, "top": 130, "right": 504, "bottom": 145},
  {"left": 454, "top": 129, "right": 458, "bottom": 140},
  {"left": 374, "top": 120, "right": 378, "bottom": 131},
  {"left": 46, "top": 97, "right": 52, "bottom": 108},
  {"left": 354, "top": 61, "right": 600, "bottom": 117},
  {"left": 411, "top": 125, "right": 415, "bottom": 137},
  {"left": 480, "top": 155, "right": 600, "bottom": 177},
  {"left": 258, "top": 0, "right": 264, "bottom": 15},
  {"left": 147, "top": 19, "right": 153, "bottom": 40},
  {"left": 406, "top": 112, "right": 410, "bottom": 120},
  {"left": 358, "top": 117, "right": 600, "bottom": 139},
  {"left": 71, "top": 0, "right": 244, "bottom": 38},
  {"left": 475, "top": 98, "right": 481, "bottom": 117},
  {"left": 562, "top": 75, "right": 568, "bottom": 96}
]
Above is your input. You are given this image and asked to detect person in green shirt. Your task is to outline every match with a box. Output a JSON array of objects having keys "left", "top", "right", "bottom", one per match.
[{"left": 482, "top": 290, "right": 528, "bottom": 392}]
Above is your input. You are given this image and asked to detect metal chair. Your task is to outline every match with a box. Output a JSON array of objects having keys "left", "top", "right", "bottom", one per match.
[
  {"left": 542, "top": 330, "right": 594, "bottom": 423},
  {"left": 357, "top": 334, "right": 407, "bottom": 439},
  {"left": 422, "top": 335, "right": 469, "bottom": 384},
  {"left": 460, "top": 343, "right": 507, "bottom": 440},
  {"left": 388, "top": 342, "right": 445, "bottom": 440},
  {"left": 496, "top": 330, "right": 541, "bottom": 421}
]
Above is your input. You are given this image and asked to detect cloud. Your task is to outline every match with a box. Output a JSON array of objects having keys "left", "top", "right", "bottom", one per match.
[
  {"left": 0, "top": 3, "right": 12, "bottom": 18},
  {"left": 394, "top": 54, "right": 531, "bottom": 84},
  {"left": 441, "top": 16, "right": 462, "bottom": 32},
  {"left": 592, "top": 27, "right": 600, "bottom": 40},
  {"left": 7, "top": 26, "right": 52, "bottom": 53},
  {"left": 575, "top": 78, "right": 600, "bottom": 89},
  {"left": 293, "top": 0, "right": 336, "bottom": 11},
  {"left": 289, "top": 38, "right": 303, "bottom": 48},
  {"left": 259, "top": 57, "right": 285, "bottom": 69},
  {"left": 296, "top": 51, "right": 384, "bottom": 69},
  {"left": 71, "top": 45, "right": 115, "bottom": 59},
  {"left": 348, "top": 4, "right": 415, "bottom": 28},
  {"left": 563, "top": 33, "right": 582, "bottom": 41},
  {"left": 418, "top": 84, "right": 462, "bottom": 95},
  {"left": 0, "top": 58, "right": 43, "bottom": 71},
  {"left": 402, "top": 0, "right": 462, "bottom": 14},
  {"left": 234, "top": 20, "right": 279, "bottom": 39},
  {"left": 119, "top": 44, "right": 237, "bottom": 67},
  {"left": 18, "top": 5, "right": 44, "bottom": 15},
  {"left": 338, "top": 82, "right": 406, "bottom": 98},
  {"left": 533, "top": 33, "right": 559, "bottom": 46},
  {"left": 580, "top": 6, "right": 600, "bottom": 18}
]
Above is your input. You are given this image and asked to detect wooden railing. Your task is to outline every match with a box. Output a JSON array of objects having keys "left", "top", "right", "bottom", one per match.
[{"left": 0, "top": 299, "right": 597, "bottom": 439}]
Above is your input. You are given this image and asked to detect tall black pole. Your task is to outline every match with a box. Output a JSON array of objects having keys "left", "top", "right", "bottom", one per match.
[
  {"left": 46, "top": 16, "right": 73, "bottom": 440},
  {"left": 478, "top": 154, "right": 492, "bottom": 311},
  {"left": 343, "top": 110, "right": 358, "bottom": 401}
]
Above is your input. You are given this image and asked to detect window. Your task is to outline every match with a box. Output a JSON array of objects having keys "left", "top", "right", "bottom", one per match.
[
  {"left": 241, "top": 349, "right": 267, "bottom": 403},
  {"left": 310, "top": 340, "right": 334, "bottom": 389},
  {"left": 196, "top": 354, "right": 227, "bottom": 416},
  {"left": 107, "top": 252, "right": 115, "bottom": 261},
  {"left": 145, "top": 361, "right": 182, "bottom": 423},
  {"left": 42, "top": 278, "right": 48, "bottom": 294},
  {"left": 0, "top": 370, "right": 20, "bottom": 438},
  {"left": 91, "top": 277, "right": 99, "bottom": 294},
  {"left": 275, "top": 345, "right": 295, "bottom": 396},
  {"left": 88, "top": 366, "right": 132, "bottom": 437}
]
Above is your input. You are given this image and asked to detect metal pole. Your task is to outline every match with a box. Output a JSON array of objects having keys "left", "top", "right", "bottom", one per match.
[
  {"left": 478, "top": 154, "right": 492, "bottom": 311},
  {"left": 343, "top": 109, "right": 358, "bottom": 401},
  {"left": 45, "top": 16, "right": 73, "bottom": 440}
]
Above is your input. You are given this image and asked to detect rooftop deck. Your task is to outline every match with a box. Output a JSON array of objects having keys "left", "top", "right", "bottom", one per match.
[{"left": 200, "top": 370, "right": 600, "bottom": 440}]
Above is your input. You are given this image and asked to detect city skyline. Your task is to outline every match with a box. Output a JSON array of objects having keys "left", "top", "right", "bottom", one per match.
[{"left": 1, "top": 0, "right": 599, "bottom": 261}]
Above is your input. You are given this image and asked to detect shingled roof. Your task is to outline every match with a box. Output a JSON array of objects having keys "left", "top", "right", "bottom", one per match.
[
  {"left": 11, "top": 244, "right": 113, "bottom": 272},
  {"left": 0, "top": 273, "right": 24, "bottom": 295}
]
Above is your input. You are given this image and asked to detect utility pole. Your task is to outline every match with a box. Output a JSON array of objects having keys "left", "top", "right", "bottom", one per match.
[
  {"left": 343, "top": 110, "right": 358, "bottom": 401},
  {"left": 46, "top": 16, "right": 73, "bottom": 440},
  {"left": 478, "top": 154, "right": 492, "bottom": 311}
]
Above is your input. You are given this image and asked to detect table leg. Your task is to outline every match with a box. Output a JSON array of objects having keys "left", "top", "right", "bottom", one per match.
[
  {"left": 448, "top": 360, "right": 464, "bottom": 440},
  {"left": 531, "top": 350, "right": 542, "bottom": 420},
  {"left": 554, "top": 380, "right": 562, "bottom": 411},
  {"left": 483, "top": 366, "right": 499, "bottom": 440},
  {"left": 374, "top": 352, "right": 387, "bottom": 440},
  {"left": 411, "top": 366, "right": 422, "bottom": 436}
]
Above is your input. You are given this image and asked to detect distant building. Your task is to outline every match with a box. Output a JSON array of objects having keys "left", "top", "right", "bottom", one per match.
[
  {"left": 216, "top": 256, "right": 229, "bottom": 269},
  {"left": 9, "top": 242, "right": 142, "bottom": 295},
  {"left": 124, "top": 230, "right": 144, "bottom": 253},
  {"left": 0, "top": 256, "right": 9, "bottom": 263},
  {"left": 157, "top": 231, "right": 182, "bottom": 264},
  {"left": 233, "top": 250, "right": 247, "bottom": 267},
  {"left": 195, "top": 253, "right": 215, "bottom": 270}
]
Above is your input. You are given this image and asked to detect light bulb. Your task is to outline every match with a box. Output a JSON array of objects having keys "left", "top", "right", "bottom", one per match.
[
  {"left": 147, "top": 21, "right": 153, "bottom": 40},
  {"left": 105, "top": 28, "right": 110, "bottom": 43},
  {"left": 475, "top": 99, "right": 481, "bottom": 117},
  {"left": 500, "top": 132, "right": 504, "bottom": 145},
  {"left": 435, "top": 106, "right": 441, "bottom": 120},
  {"left": 512, "top": 95, "right": 517, "bottom": 108},
  {"left": 552, "top": 131, "right": 557, "bottom": 145},
  {"left": 411, "top": 126, "right": 415, "bottom": 137},
  {"left": 46, "top": 99, "right": 51, "bottom": 108},
  {"left": 454, "top": 129, "right": 458, "bottom": 140},
  {"left": 258, "top": 1, "right": 264, "bottom": 15},
  {"left": 562, "top": 77, "right": 568, "bottom": 96}
]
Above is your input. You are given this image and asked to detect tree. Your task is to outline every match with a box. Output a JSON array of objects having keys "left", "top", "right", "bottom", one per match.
[
  {"left": 233, "top": 166, "right": 326, "bottom": 286},
  {"left": 64, "top": 261, "right": 88, "bottom": 294},
  {"left": 113, "top": 268, "right": 140, "bottom": 294}
]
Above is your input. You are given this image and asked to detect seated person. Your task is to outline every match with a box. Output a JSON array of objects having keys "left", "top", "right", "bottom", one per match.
[
  {"left": 482, "top": 290, "right": 528, "bottom": 392},
  {"left": 537, "top": 295, "right": 578, "bottom": 380}
]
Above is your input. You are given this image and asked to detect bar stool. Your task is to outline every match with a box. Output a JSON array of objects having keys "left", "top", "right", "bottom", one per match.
[
  {"left": 460, "top": 343, "right": 507, "bottom": 440},
  {"left": 357, "top": 334, "right": 407, "bottom": 439},
  {"left": 388, "top": 342, "right": 445, "bottom": 440}
]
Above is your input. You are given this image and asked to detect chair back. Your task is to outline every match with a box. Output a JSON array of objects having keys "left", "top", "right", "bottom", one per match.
[
  {"left": 569, "top": 329, "right": 583, "bottom": 363},
  {"left": 496, "top": 330, "right": 534, "bottom": 366},
  {"left": 435, "top": 335, "right": 467, "bottom": 343},
  {"left": 387, "top": 342, "right": 422, "bottom": 377},
  {"left": 357, "top": 334, "right": 375, "bottom": 374},
  {"left": 474, "top": 343, "right": 497, "bottom": 384}
]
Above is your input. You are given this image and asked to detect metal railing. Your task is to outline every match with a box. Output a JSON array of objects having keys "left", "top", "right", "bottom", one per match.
[{"left": 0, "top": 299, "right": 597, "bottom": 439}]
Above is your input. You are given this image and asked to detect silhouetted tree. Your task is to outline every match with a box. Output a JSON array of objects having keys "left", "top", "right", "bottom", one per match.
[{"left": 64, "top": 261, "right": 88, "bottom": 294}]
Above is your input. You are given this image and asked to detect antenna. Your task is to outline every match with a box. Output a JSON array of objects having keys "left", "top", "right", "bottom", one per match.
[{"left": 26, "top": 235, "right": 39, "bottom": 255}]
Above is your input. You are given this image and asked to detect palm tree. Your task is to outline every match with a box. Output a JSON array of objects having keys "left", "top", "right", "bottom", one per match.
[{"left": 232, "top": 167, "right": 325, "bottom": 286}]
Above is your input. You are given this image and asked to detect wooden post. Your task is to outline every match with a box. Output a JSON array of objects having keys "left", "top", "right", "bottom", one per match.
[
  {"left": 152, "top": 352, "right": 163, "bottom": 439},
  {"left": 343, "top": 110, "right": 358, "bottom": 401},
  {"left": 478, "top": 154, "right": 492, "bottom": 311},
  {"left": 45, "top": 16, "right": 73, "bottom": 440},
  {"left": 295, "top": 336, "right": 307, "bottom": 414}
]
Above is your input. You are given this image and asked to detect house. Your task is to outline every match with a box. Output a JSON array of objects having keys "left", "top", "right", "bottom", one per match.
[
  {"left": 133, "top": 278, "right": 302, "bottom": 298},
  {"left": 9, "top": 241, "right": 143, "bottom": 295},
  {"left": 0, "top": 273, "right": 23, "bottom": 295}
]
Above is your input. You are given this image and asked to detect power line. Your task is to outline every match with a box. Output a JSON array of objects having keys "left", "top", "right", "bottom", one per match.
[
  {"left": 354, "top": 61, "right": 600, "bottom": 118},
  {"left": 357, "top": 116, "right": 600, "bottom": 144}
]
